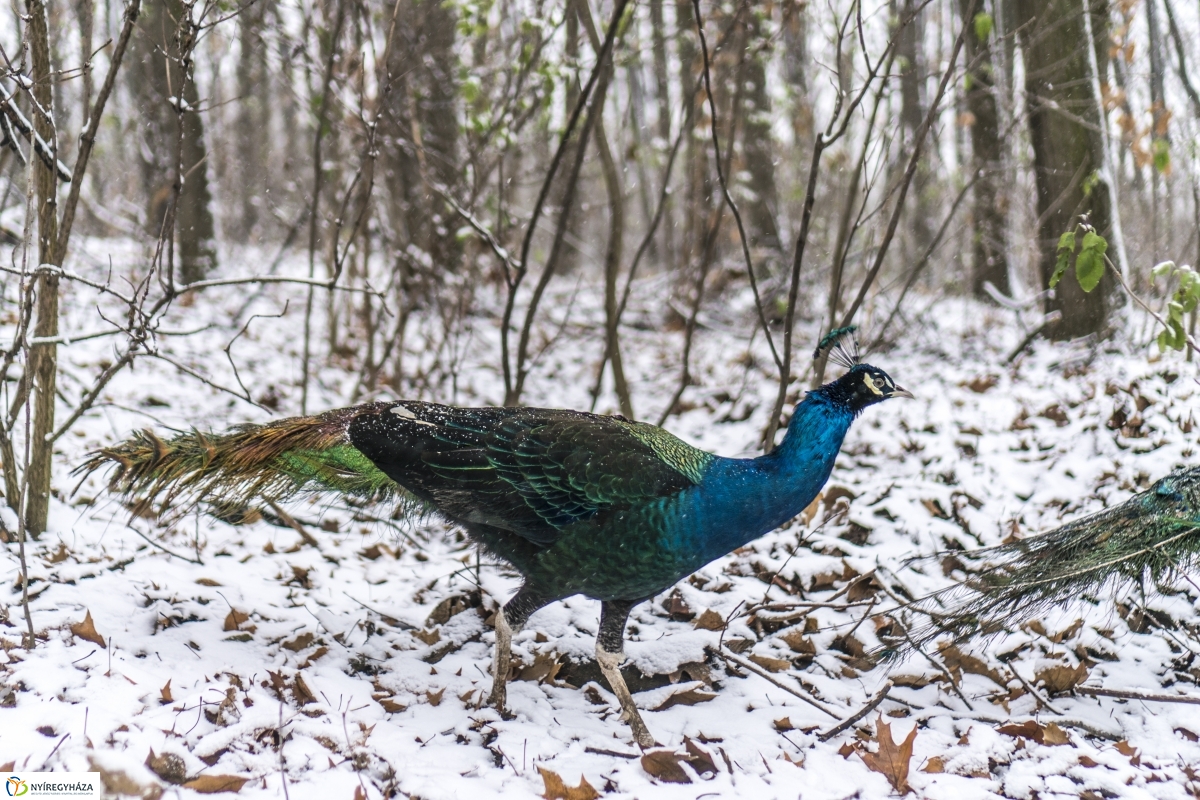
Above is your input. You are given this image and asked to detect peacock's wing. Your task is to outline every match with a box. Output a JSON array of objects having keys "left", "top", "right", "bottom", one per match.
[{"left": 347, "top": 401, "right": 713, "bottom": 544}]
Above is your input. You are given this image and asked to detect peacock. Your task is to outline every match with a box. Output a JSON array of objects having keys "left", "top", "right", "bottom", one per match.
[
  {"left": 904, "top": 465, "right": 1200, "bottom": 650},
  {"left": 80, "top": 329, "right": 910, "bottom": 747}
]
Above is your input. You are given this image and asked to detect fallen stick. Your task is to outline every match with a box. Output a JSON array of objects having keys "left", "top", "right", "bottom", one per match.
[
  {"left": 1077, "top": 686, "right": 1200, "bottom": 706},
  {"left": 715, "top": 648, "right": 839, "bottom": 719},
  {"left": 818, "top": 680, "right": 893, "bottom": 741}
]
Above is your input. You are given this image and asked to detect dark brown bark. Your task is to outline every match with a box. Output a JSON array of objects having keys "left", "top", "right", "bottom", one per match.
[
  {"left": 234, "top": 0, "right": 271, "bottom": 240},
  {"left": 380, "top": 0, "right": 461, "bottom": 271},
  {"left": 960, "top": 0, "right": 1011, "bottom": 297},
  {"left": 897, "top": 0, "right": 933, "bottom": 255},
  {"left": 1015, "top": 0, "right": 1119, "bottom": 339},
  {"left": 128, "top": 0, "right": 217, "bottom": 283},
  {"left": 24, "top": 0, "right": 60, "bottom": 537},
  {"left": 740, "top": 9, "right": 780, "bottom": 260}
]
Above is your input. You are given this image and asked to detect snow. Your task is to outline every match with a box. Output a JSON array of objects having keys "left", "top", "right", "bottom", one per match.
[{"left": 2, "top": 241, "right": 1200, "bottom": 798}]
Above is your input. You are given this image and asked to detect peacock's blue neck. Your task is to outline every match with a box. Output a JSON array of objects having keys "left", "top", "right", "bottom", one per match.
[{"left": 686, "top": 392, "right": 854, "bottom": 563}]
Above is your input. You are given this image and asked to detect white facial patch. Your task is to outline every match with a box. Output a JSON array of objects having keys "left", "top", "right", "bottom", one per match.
[
  {"left": 390, "top": 404, "right": 437, "bottom": 426},
  {"left": 862, "top": 373, "right": 884, "bottom": 396}
]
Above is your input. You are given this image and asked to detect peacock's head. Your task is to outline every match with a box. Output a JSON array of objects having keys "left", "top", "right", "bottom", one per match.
[
  {"left": 811, "top": 327, "right": 910, "bottom": 415},
  {"left": 820, "top": 363, "right": 913, "bottom": 415}
]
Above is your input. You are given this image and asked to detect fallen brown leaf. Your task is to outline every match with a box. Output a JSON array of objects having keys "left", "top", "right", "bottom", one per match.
[
  {"left": 774, "top": 717, "right": 794, "bottom": 732},
  {"left": 182, "top": 774, "right": 249, "bottom": 793},
  {"left": 47, "top": 543, "right": 70, "bottom": 564},
  {"left": 293, "top": 674, "right": 316, "bottom": 705},
  {"left": 860, "top": 716, "right": 917, "bottom": 794},
  {"left": 159, "top": 680, "right": 173, "bottom": 704},
  {"left": 693, "top": 609, "right": 725, "bottom": 631},
  {"left": 998, "top": 720, "right": 1046, "bottom": 744},
  {"left": 282, "top": 632, "right": 315, "bottom": 652},
  {"left": 922, "top": 756, "right": 945, "bottom": 773},
  {"left": 195, "top": 578, "right": 221, "bottom": 587},
  {"left": 537, "top": 766, "right": 600, "bottom": 800},
  {"left": 426, "top": 688, "right": 445, "bottom": 706},
  {"left": 641, "top": 750, "right": 691, "bottom": 784},
  {"left": 223, "top": 610, "right": 249, "bottom": 632},
  {"left": 747, "top": 653, "right": 790, "bottom": 673},
  {"left": 938, "top": 644, "right": 1005, "bottom": 687},
  {"left": 145, "top": 749, "right": 187, "bottom": 784},
  {"left": 1176, "top": 727, "right": 1199, "bottom": 742},
  {"left": 652, "top": 686, "right": 717, "bottom": 711},
  {"left": 379, "top": 698, "right": 406, "bottom": 713},
  {"left": 71, "top": 610, "right": 106, "bottom": 647},
  {"left": 682, "top": 738, "right": 718, "bottom": 776},
  {"left": 1115, "top": 740, "right": 1141, "bottom": 766},
  {"left": 1035, "top": 662, "right": 1089, "bottom": 694},
  {"left": 1042, "top": 722, "right": 1070, "bottom": 746}
]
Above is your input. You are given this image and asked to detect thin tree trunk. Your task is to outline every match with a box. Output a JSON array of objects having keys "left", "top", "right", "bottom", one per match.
[
  {"left": 1015, "top": 0, "right": 1119, "bottom": 339},
  {"left": 961, "top": 0, "right": 1011, "bottom": 297},
  {"left": 24, "top": 0, "right": 60, "bottom": 537}
]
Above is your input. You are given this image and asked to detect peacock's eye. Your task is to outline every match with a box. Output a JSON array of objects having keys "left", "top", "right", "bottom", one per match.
[{"left": 862, "top": 373, "right": 883, "bottom": 395}]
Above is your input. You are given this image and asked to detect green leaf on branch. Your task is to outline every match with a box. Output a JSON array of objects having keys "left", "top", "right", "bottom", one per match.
[
  {"left": 1075, "top": 231, "right": 1108, "bottom": 292},
  {"left": 973, "top": 12, "right": 993, "bottom": 41},
  {"left": 1050, "top": 231, "right": 1075, "bottom": 288}
]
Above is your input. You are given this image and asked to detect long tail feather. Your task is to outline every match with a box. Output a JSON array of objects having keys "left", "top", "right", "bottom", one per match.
[
  {"left": 904, "top": 465, "right": 1200, "bottom": 649},
  {"left": 78, "top": 404, "right": 397, "bottom": 514}
]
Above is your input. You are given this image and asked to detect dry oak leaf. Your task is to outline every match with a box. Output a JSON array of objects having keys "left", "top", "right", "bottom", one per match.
[
  {"left": 937, "top": 644, "right": 1005, "bottom": 687},
  {"left": 774, "top": 717, "right": 794, "bottom": 732},
  {"left": 922, "top": 756, "right": 945, "bottom": 774},
  {"left": 652, "top": 686, "right": 717, "bottom": 711},
  {"left": 860, "top": 716, "right": 917, "bottom": 794},
  {"left": 71, "top": 610, "right": 106, "bottom": 647},
  {"left": 997, "top": 720, "right": 1047, "bottom": 744},
  {"left": 182, "top": 774, "right": 250, "bottom": 793},
  {"left": 693, "top": 609, "right": 726, "bottom": 631},
  {"left": 682, "top": 737, "right": 718, "bottom": 776},
  {"left": 641, "top": 750, "right": 691, "bottom": 784},
  {"left": 1042, "top": 722, "right": 1071, "bottom": 746},
  {"left": 537, "top": 766, "right": 599, "bottom": 800},
  {"left": 426, "top": 687, "right": 445, "bottom": 707},
  {"left": 747, "top": 653, "right": 790, "bottom": 673},
  {"left": 1114, "top": 740, "right": 1141, "bottom": 766},
  {"left": 1035, "top": 662, "right": 1089, "bottom": 694},
  {"left": 159, "top": 680, "right": 173, "bottom": 704}
]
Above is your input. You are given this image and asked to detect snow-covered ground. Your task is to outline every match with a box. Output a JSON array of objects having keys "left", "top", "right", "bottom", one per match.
[{"left": 2, "top": 242, "right": 1199, "bottom": 798}]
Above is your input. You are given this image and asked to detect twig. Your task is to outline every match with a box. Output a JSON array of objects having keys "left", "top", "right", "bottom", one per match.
[
  {"left": 126, "top": 524, "right": 205, "bottom": 565},
  {"left": 818, "top": 681, "right": 892, "bottom": 741},
  {"left": 1076, "top": 685, "right": 1200, "bottom": 706},
  {"left": 266, "top": 500, "right": 320, "bottom": 548},
  {"left": 1011, "top": 667, "right": 1064, "bottom": 714},
  {"left": 715, "top": 648, "right": 839, "bottom": 719}
]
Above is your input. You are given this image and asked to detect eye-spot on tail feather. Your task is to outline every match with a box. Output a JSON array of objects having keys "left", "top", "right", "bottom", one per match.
[{"left": 77, "top": 404, "right": 401, "bottom": 515}]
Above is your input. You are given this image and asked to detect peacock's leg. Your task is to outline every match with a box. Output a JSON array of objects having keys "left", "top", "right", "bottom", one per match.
[
  {"left": 596, "top": 599, "right": 656, "bottom": 749},
  {"left": 488, "top": 587, "right": 550, "bottom": 713}
]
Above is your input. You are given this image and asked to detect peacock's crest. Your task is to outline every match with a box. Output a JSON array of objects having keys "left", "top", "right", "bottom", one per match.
[{"left": 814, "top": 325, "right": 862, "bottom": 370}]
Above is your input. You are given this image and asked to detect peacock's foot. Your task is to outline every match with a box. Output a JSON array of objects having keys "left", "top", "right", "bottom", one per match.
[{"left": 596, "top": 646, "right": 658, "bottom": 749}]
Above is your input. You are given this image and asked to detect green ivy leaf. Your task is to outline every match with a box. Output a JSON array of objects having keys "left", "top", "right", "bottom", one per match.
[
  {"left": 973, "top": 12, "right": 994, "bottom": 41},
  {"left": 1152, "top": 139, "right": 1170, "bottom": 174},
  {"left": 1075, "top": 231, "right": 1108, "bottom": 292},
  {"left": 1050, "top": 231, "right": 1075, "bottom": 288}
]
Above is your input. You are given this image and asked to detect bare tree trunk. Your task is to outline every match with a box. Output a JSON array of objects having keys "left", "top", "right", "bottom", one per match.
[
  {"left": 1015, "top": 0, "right": 1119, "bottom": 339},
  {"left": 24, "top": 0, "right": 60, "bottom": 537},
  {"left": 961, "top": 0, "right": 1011, "bottom": 297},
  {"left": 235, "top": 0, "right": 271, "bottom": 240},
  {"left": 649, "top": 0, "right": 675, "bottom": 269},
  {"left": 897, "top": 0, "right": 933, "bottom": 256},
  {"left": 740, "top": 8, "right": 780, "bottom": 263},
  {"left": 129, "top": 0, "right": 217, "bottom": 283}
]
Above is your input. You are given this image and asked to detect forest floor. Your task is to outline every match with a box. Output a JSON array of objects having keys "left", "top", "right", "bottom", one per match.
[{"left": 2, "top": 243, "right": 1199, "bottom": 799}]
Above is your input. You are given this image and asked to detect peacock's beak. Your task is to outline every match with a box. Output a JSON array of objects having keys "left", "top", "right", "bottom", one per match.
[{"left": 890, "top": 385, "right": 914, "bottom": 399}]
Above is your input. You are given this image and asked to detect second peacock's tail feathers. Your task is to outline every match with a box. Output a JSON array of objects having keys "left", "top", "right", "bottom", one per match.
[
  {"left": 77, "top": 403, "right": 399, "bottom": 515},
  {"left": 904, "top": 465, "right": 1200, "bottom": 650}
]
